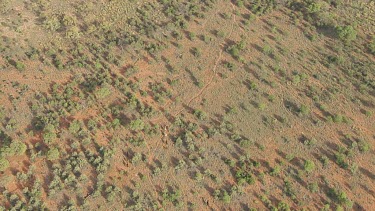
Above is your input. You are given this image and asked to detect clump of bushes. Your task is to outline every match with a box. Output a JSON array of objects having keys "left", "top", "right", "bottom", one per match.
[
  {"left": 193, "top": 109, "right": 207, "bottom": 120},
  {"left": 1, "top": 141, "right": 27, "bottom": 156},
  {"left": 287, "top": 0, "right": 335, "bottom": 27},
  {"left": 15, "top": 61, "right": 25, "bottom": 71},
  {"left": 227, "top": 39, "right": 246, "bottom": 61},
  {"left": 129, "top": 119, "right": 145, "bottom": 131},
  {"left": 358, "top": 139, "right": 370, "bottom": 153},
  {"left": 327, "top": 114, "right": 350, "bottom": 123},
  {"left": 334, "top": 147, "right": 350, "bottom": 169},
  {"left": 250, "top": 0, "right": 279, "bottom": 16},
  {"left": 213, "top": 189, "right": 231, "bottom": 204},
  {"left": 327, "top": 188, "right": 353, "bottom": 208},
  {"left": 336, "top": 25, "right": 357, "bottom": 44},
  {"left": 162, "top": 188, "right": 181, "bottom": 206},
  {"left": 299, "top": 104, "right": 310, "bottom": 116}
]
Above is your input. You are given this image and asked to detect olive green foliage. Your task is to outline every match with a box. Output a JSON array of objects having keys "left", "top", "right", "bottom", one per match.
[
  {"left": 236, "top": 169, "right": 255, "bottom": 185},
  {"left": 214, "top": 189, "right": 231, "bottom": 204},
  {"left": 162, "top": 188, "right": 181, "bottom": 206},
  {"left": 0, "top": 0, "right": 373, "bottom": 209},
  {"left": 304, "top": 160, "right": 315, "bottom": 173},
  {"left": 129, "top": 119, "right": 145, "bottom": 131},
  {"left": 95, "top": 86, "right": 112, "bottom": 99},
  {"left": 335, "top": 151, "right": 349, "bottom": 169},
  {"left": 288, "top": 0, "right": 334, "bottom": 27},
  {"left": 278, "top": 201, "right": 291, "bottom": 211},
  {"left": 43, "top": 124, "right": 57, "bottom": 144},
  {"left": 9, "top": 141, "right": 27, "bottom": 155},
  {"left": 43, "top": 15, "right": 61, "bottom": 31},
  {"left": 15, "top": 61, "right": 25, "bottom": 71},
  {"left": 336, "top": 25, "right": 357, "bottom": 44},
  {"left": 0, "top": 140, "right": 27, "bottom": 157},
  {"left": 47, "top": 148, "right": 60, "bottom": 161},
  {"left": 358, "top": 140, "right": 370, "bottom": 153},
  {"left": 369, "top": 37, "right": 375, "bottom": 55},
  {"left": 250, "top": 0, "right": 278, "bottom": 15},
  {"left": 227, "top": 39, "right": 246, "bottom": 60},
  {"left": 69, "top": 120, "right": 81, "bottom": 135},
  {"left": 0, "top": 157, "right": 10, "bottom": 171},
  {"left": 299, "top": 105, "right": 310, "bottom": 116},
  {"left": 328, "top": 188, "right": 352, "bottom": 207}
]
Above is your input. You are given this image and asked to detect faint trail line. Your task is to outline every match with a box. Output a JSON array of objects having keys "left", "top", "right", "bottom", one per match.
[
  {"left": 174, "top": 3, "right": 237, "bottom": 117},
  {"left": 185, "top": 47, "right": 223, "bottom": 105}
]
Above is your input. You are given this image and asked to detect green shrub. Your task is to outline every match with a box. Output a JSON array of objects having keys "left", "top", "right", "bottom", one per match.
[
  {"left": 278, "top": 201, "right": 291, "bottom": 211},
  {"left": 258, "top": 102, "right": 267, "bottom": 110},
  {"left": 188, "top": 32, "right": 196, "bottom": 40},
  {"left": 228, "top": 45, "right": 240, "bottom": 58},
  {"left": 193, "top": 109, "right": 207, "bottom": 120},
  {"left": 111, "top": 118, "right": 121, "bottom": 129},
  {"left": 44, "top": 15, "right": 61, "bottom": 31},
  {"left": 15, "top": 61, "right": 25, "bottom": 71},
  {"left": 224, "top": 62, "right": 235, "bottom": 71},
  {"left": 95, "top": 86, "right": 111, "bottom": 99},
  {"left": 358, "top": 139, "right": 370, "bottom": 153},
  {"left": 285, "top": 154, "right": 295, "bottom": 162},
  {"left": 336, "top": 25, "right": 357, "bottom": 44},
  {"left": 308, "top": 182, "right": 319, "bottom": 193},
  {"left": 299, "top": 105, "right": 310, "bottom": 116},
  {"left": 0, "top": 157, "right": 10, "bottom": 171},
  {"left": 221, "top": 190, "right": 231, "bottom": 204},
  {"left": 214, "top": 189, "right": 231, "bottom": 204},
  {"left": 369, "top": 37, "right": 375, "bottom": 55},
  {"left": 43, "top": 131, "right": 57, "bottom": 144},
  {"left": 306, "top": 2, "right": 324, "bottom": 14},
  {"left": 69, "top": 120, "right": 81, "bottom": 135},
  {"left": 227, "top": 39, "right": 246, "bottom": 59},
  {"left": 328, "top": 188, "right": 352, "bottom": 207},
  {"left": 9, "top": 141, "right": 27, "bottom": 155},
  {"left": 335, "top": 152, "right": 348, "bottom": 169},
  {"left": 235, "top": 169, "right": 255, "bottom": 185},
  {"left": 0, "top": 141, "right": 27, "bottom": 156},
  {"left": 235, "top": 0, "right": 244, "bottom": 7},
  {"left": 239, "top": 139, "right": 252, "bottom": 148},
  {"left": 262, "top": 44, "right": 273, "bottom": 55},
  {"left": 270, "top": 165, "right": 281, "bottom": 176},
  {"left": 332, "top": 114, "right": 345, "bottom": 123},
  {"left": 192, "top": 47, "right": 201, "bottom": 57},
  {"left": 47, "top": 148, "right": 60, "bottom": 161},
  {"left": 162, "top": 188, "right": 181, "bottom": 205},
  {"left": 129, "top": 119, "right": 145, "bottom": 131},
  {"left": 304, "top": 160, "right": 315, "bottom": 173},
  {"left": 66, "top": 26, "right": 81, "bottom": 39},
  {"left": 250, "top": 0, "right": 278, "bottom": 15}
]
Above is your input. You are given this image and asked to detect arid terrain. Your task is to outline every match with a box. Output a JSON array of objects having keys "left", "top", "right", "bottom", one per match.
[{"left": 0, "top": 0, "right": 374, "bottom": 210}]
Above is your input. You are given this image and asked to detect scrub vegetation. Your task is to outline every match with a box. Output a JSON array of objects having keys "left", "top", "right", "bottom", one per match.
[{"left": 0, "top": 0, "right": 374, "bottom": 210}]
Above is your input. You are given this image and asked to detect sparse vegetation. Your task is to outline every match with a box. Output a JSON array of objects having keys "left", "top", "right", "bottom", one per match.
[{"left": 0, "top": 0, "right": 373, "bottom": 210}]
